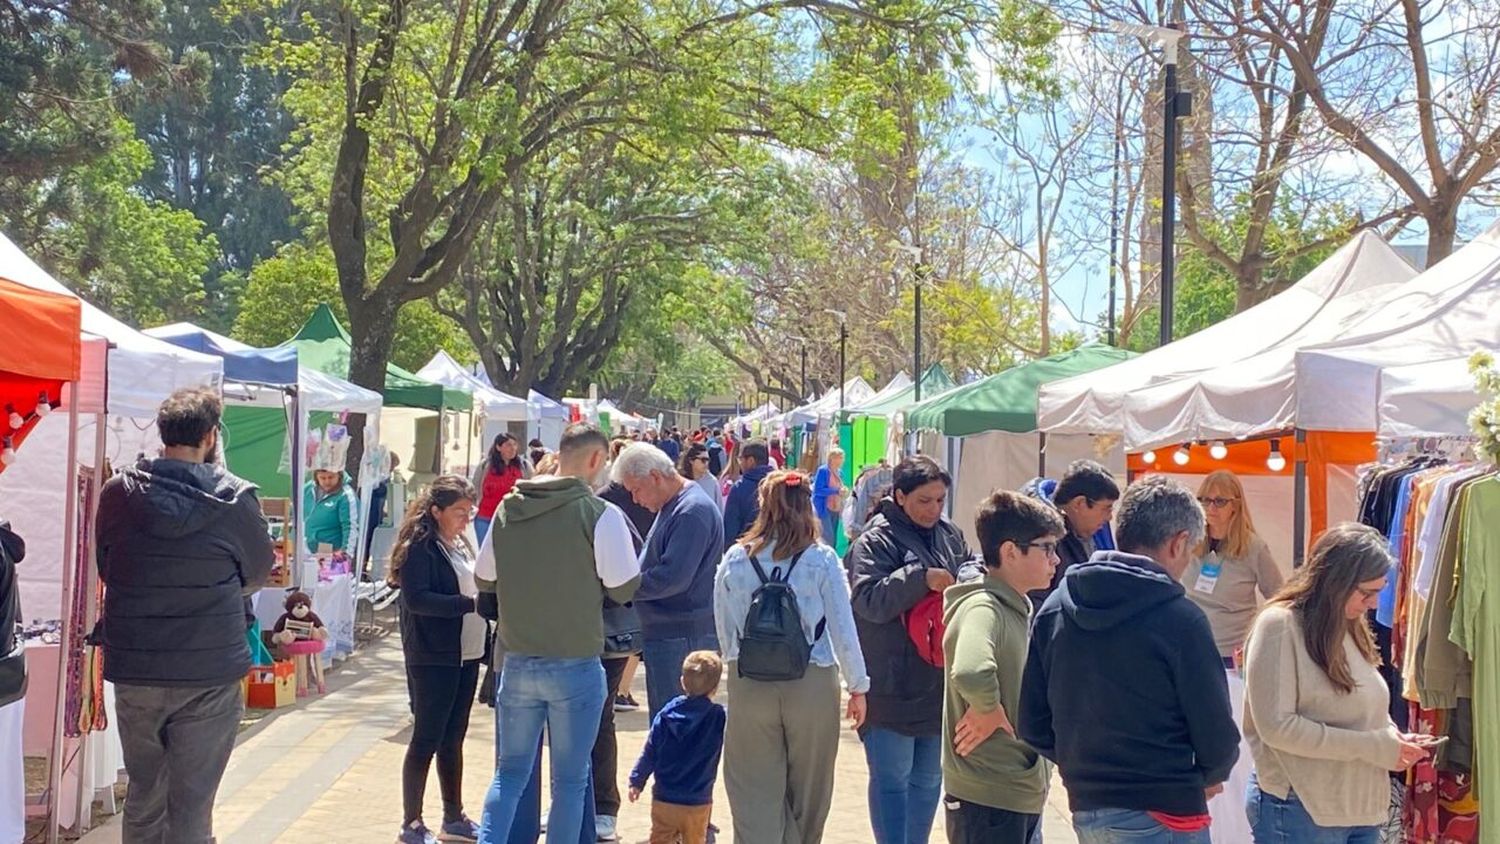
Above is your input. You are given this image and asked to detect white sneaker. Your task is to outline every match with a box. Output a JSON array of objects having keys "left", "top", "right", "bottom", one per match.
[{"left": 596, "top": 815, "right": 619, "bottom": 841}]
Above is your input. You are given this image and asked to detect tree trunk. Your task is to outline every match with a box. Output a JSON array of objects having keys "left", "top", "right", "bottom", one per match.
[
  {"left": 1235, "top": 264, "right": 1266, "bottom": 313},
  {"left": 1424, "top": 203, "right": 1459, "bottom": 268},
  {"left": 344, "top": 295, "right": 400, "bottom": 478}
]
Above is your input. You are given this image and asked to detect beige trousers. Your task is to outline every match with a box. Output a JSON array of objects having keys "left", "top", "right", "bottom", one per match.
[{"left": 723, "top": 663, "right": 842, "bottom": 844}]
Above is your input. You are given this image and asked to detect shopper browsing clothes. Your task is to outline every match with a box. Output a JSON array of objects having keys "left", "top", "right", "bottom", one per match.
[
  {"left": 1243, "top": 523, "right": 1432, "bottom": 843},
  {"left": 391, "top": 475, "right": 487, "bottom": 844},
  {"left": 848, "top": 456, "right": 974, "bottom": 844},
  {"left": 95, "top": 387, "right": 276, "bottom": 844}
]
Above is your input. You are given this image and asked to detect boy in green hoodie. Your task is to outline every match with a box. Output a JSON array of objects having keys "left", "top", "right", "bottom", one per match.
[{"left": 942, "top": 489, "right": 1066, "bottom": 843}]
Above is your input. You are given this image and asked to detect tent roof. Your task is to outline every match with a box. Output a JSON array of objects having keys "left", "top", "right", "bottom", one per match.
[
  {"left": 1290, "top": 220, "right": 1500, "bottom": 433},
  {"left": 287, "top": 305, "right": 469, "bottom": 411},
  {"left": 0, "top": 231, "right": 221, "bottom": 416},
  {"left": 1118, "top": 233, "right": 1422, "bottom": 450},
  {"left": 1040, "top": 231, "right": 1417, "bottom": 436},
  {"left": 782, "top": 377, "right": 876, "bottom": 427},
  {"left": 146, "top": 323, "right": 299, "bottom": 387},
  {"left": 908, "top": 346, "right": 1137, "bottom": 436},
  {"left": 840, "top": 365, "right": 954, "bottom": 423},
  {"left": 526, "top": 389, "right": 570, "bottom": 419},
  {"left": 418, "top": 350, "right": 531, "bottom": 421},
  {"left": 731, "top": 401, "right": 780, "bottom": 428}
]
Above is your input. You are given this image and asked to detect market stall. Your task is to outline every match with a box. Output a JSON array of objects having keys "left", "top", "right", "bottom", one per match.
[
  {"left": 905, "top": 346, "right": 1134, "bottom": 549},
  {"left": 418, "top": 350, "right": 531, "bottom": 471}
]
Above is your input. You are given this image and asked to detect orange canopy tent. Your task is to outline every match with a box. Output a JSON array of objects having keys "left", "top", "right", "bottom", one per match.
[{"left": 0, "top": 275, "right": 82, "bottom": 471}]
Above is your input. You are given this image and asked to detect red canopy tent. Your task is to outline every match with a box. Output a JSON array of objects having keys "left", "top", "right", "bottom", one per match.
[{"left": 0, "top": 276, "right": 82, "bottom": 469}]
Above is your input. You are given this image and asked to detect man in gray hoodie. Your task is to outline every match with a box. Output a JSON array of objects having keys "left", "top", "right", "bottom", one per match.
[{"left": 95, "top": 386, "right": 275, "bottom": 844}]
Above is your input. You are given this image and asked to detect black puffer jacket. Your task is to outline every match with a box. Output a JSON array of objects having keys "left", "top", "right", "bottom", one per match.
[
  {"left": 96, "top": 459, "right": 275, "bottom": 687},
  {"left": 846, "top": 498, "right": 975, "bottom": 736}
]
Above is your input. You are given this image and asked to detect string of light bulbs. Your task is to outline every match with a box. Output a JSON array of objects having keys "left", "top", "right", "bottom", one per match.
[
  {"left": 1139, "top": 436, "right": 1288, "bottom": 472},
  {"left": 1, "top": 389, "right": 58, "bottom": 466}
]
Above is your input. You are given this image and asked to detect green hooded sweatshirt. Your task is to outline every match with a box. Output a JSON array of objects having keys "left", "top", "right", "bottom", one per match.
[
  {"left": 483, "top": 476, "right": 640, "bottom": 659},
  {"left": 941, "top": 572, "right": 1050, "bottom": 814}
]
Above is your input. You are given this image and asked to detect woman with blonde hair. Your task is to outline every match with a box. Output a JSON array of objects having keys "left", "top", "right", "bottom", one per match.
[
  {"left": 714, "top": 470, "right": 869, "bottom": 843},
  {"left": 1183, "top": 470, "right": 1285, "bottom": 659},
  {"left": 1243, "top": 523, "right": 1433, "bottom": 841},
  {"left": 391, "top": 475, "right": 486, "bottom": 844}
]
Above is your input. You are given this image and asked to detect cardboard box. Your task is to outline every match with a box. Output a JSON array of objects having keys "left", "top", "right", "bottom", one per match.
[{"left": 246, "top": 661, "right": 296, "bottom": 709}]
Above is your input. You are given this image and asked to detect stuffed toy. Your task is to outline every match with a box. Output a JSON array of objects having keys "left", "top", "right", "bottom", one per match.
[{"left": 271, "top": 591, "right": 328, "bottom": 645}]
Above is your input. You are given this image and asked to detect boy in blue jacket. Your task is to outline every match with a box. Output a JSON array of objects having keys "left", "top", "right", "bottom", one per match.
[{"left": 628, "top": 651, "right": 726, "bottom": 844}]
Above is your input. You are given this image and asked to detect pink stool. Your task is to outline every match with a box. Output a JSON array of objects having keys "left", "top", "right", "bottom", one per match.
[{"left": 283, "top": 639, "right": 326, "bottom": 696}]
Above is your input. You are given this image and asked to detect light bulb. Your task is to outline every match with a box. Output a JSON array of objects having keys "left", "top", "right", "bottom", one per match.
[
  {"left": 1266, "top": 439, "right": 1287, "bottom": 472},
  {"left": 1173, "top": 444, "right": 1191, "bottom": 466},
  {"left": 35, "top": 391, "right": 51, "bottom": 417},
  {"left": 5, "top": 406, "right": 20, "bottom": 429},
  {"left": 1, "top": 438, "right": 14, "bottom": 466},
  {"left": 1210, "top": 440, "right": 1228, "bottom": 460},
  {"left": 1141, "top": 449, "right": 1157, "bottom": 465}
]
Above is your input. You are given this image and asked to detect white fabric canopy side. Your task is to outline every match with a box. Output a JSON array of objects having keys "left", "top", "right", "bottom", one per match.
[
  {"left": 783, "top": 377, "right": 876, "bottom": 427},
  {"left": 527, "top": 389, "right": 570, "bottom": 419},
  {"left": 1377, "top": 357, "right": 1479, "bottom": 439},
  {"left": 299, "top": 366, "right": 384, "bottom": 415},
  {"left": 1292, "top": 221, "right": 1500, "bottom": 433},
  {"left": 1041, "top": 231, "right": 1416, "bottom": 437},
  {"left": 418, "top": 351, "right": 531, "bottom": 421},
  {"left": 0, "top": 233, "right": 222, "bottom": 416}
]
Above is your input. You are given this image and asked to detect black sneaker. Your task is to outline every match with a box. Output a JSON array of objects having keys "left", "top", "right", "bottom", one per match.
[{"left": 613, "top": 694, "right": 639, "bottom": 712}]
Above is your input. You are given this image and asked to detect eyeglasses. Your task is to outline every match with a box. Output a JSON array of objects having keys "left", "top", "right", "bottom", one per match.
[
  {"left": 1019, "top": 540, "right": 1061, "bottom": 557},
  {"left": 1198, "top": 496, "right": 1237, "bottom": 510}
]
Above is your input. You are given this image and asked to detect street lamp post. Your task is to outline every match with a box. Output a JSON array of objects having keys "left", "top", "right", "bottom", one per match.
[
  {"left": 1118, "top": 22, "right": 1191, "bottom": 349},
  {"left": 893, "top": 242, "right": 925, "bottom": 402},
  {"left": 824, "top": 310, "right": 847, "bottom": 409}
]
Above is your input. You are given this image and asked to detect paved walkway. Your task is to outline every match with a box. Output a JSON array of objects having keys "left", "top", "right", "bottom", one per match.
[{"left": 79, "top": 627, "right": 1078, "bottom": 843}]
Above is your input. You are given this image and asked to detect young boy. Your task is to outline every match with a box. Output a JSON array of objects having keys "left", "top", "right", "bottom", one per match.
[
  {"left": 628, "top": 650, "right": 726, "bottom": 844},
  {"left": 941, "top": 489, "right": 1066, "bottom": 843}
]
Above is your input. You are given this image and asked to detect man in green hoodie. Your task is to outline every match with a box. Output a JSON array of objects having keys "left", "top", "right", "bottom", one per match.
[{"left": 942, "top": 489, "right": 1065, "bottom": 843}]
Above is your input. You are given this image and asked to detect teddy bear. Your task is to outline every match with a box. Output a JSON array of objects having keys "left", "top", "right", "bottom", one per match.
[{"left": 271, "top": 591, "right": 329, "bottom": 645}]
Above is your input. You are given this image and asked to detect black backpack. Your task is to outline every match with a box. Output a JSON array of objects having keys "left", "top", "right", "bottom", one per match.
[{"left": 737, "top": 549, "right": 825, "bottom": 682}]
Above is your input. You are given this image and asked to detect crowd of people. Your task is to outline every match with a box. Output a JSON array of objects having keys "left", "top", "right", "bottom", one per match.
[{"left": 88, "top": 388, "right": 1442, "bottom": 844}]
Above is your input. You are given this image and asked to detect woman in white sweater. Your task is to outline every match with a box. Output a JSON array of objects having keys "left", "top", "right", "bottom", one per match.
[{"left": 1242, "top": 523, "right": 1433, "bottom": 842}]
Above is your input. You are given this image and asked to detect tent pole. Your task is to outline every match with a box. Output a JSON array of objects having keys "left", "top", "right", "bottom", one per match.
[
  {"left": 73, "top": 414, "right": 109, "bottom": 829},
  {"left": 47, "top": 385, "right": 81, "bottom": 844},
  {"left": 465, "top": 409, "right": 475, "bottom": 476},
  {"left": 1293, "top": 428, "right": 1308, "bottom": 568},
  {"left": 1037, "top": 432, "right": 1048, "bottom": 479}
]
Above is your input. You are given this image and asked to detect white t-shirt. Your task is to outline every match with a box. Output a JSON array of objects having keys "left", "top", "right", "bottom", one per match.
[{"left": 439, "top": 538, "right": 488, "bottom": 662}]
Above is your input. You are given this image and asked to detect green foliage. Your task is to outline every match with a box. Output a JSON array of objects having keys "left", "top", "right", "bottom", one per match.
[
  {"left": 23, "top": 125, "right": 219, "bottom": 327},
  {"left": 234, "top": 242, "right": 474, "bottom": 371}
]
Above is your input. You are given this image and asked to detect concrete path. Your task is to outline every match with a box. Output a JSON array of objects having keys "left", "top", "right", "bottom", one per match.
[{"left": 79, "top": 626, "right": 1078, "bottom": 843}]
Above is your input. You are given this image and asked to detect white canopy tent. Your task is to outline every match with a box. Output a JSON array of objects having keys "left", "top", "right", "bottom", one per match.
[
  {"left": 1039, "top": 231, "right": 1416, "bottom": 440},
  {"left": 729, "top": 401, "right": 780, "bottom": 432},
  {"left": 419, "top": 351, "right": 531, "bottom": 421},
  {"left": 1292, "top": 221, "right": 1500, "bottom": 434},
  {"left": 527, "top": 390, "right": 569, "bottom": 448},
  {"left": 1118, "top": 233, "right": 1420, "bottom": 451},
  {"left": 0, "top": 233, "right": 223, "bottom": 838},
  {"left": 1377, "top": 357, "right": 1479, "bottom": 439},
  {"left": 778, "top": 376, "right": 876, "bottom": 428}
]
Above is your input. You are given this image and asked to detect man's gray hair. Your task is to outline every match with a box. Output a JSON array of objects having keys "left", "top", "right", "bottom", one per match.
[
  {"left": 610, "top": 442, "right": 677, "bottom": 483},
  {"left": 1114, "top": 475, "right": 1206, "bottom": 555}
]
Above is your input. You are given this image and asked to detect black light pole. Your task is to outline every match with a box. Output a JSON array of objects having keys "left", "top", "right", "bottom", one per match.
[
  {"left": 1118, "top": 22, "right": 1189, "bottom": 349},
  {"left": 914, "top": 271, "right": 922, "bottom": 403},
  {"left": 800, "top": 341, "right": 808, "bottom": 400},
  {"left": 1108, "top": 74, "right": 1122, "bottom": 347},
  {"left": 826, "top": 310, "right": 847, "bottom": 409}
]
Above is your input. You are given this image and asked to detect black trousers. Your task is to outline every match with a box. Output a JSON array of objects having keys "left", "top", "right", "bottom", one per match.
[
  {"left": 944, "top": 794, "right": 1039, "bottom": 844},
  {"left": 404, "top": 660, "right": 481, "bottom": 825},
  {"left": 593, "top": 656, "right": 629, "bottom": 817}
]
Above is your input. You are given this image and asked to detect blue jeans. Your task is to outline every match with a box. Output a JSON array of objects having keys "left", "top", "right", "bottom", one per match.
[
  {"left": 1074, "top": 809, "right": 1211, "bottom": 843},
  {"left": 474, "top": 517, "right": 491, "bottom": 545},
  {"left": 641, "top": 632, "right": 719, "bottom": 721},
  {"left": 862, "top": 728, "right": 943, "bottom": 844},
  {"left": 477, "top": 656, "right": 606, "bottom": 844},
  {"left": 1247, "top": 775, "right": 1380, "bottom": 843},
  {"left": 819, "top": 510, "right": 841, "bottom": 546},
  {"left": 491, "top": 733, "right": 595, "bottom": 844}
]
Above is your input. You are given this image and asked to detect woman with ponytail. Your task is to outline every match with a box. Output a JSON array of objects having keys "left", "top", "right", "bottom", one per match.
[
  {"left": 392, "top": 475, "right": 486, "bottom": 844},
  {"left": 713, "top": 469, "right": 870, "bottom": 843}
]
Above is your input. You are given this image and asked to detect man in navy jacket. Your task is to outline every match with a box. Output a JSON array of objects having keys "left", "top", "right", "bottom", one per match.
[
  {"left": 721, "top": 438, "right": 771, "bottom": 550},
  {"left": 1020, "top": 476, "right": 1238, "bottom": 843}
]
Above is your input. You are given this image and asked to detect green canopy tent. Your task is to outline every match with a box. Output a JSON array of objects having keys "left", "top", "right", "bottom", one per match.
[
  {"left": 905, "top": 345, "right": 1136, "bottom": 436},
  {"left": 836, "top": 364, "right": 957, "bottom": 481},
  {"left": 286, "top": 305, "right": 471, "bottom": 411},
  {"left": 903, "top": 345, "right": 1137, "bottom": 549}
]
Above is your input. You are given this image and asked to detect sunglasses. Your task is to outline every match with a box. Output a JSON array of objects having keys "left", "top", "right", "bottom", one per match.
[
  {"left": 1019, "top": 540, "right": 1061, "bottom": 557},
  {"left": 1198, "top": 496, "right": 1237, "bottom": 510}
]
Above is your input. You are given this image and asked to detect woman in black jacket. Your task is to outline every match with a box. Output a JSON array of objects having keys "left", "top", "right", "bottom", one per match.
[
  {"left": 392, "top": 475, "right": 486, "bottom": 844},
  {"left": 847, "top": 456, "right": 976, "bottom": 844}
]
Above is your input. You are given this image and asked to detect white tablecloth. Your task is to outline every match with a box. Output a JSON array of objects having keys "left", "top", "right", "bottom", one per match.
[{"left": 252, "top": 573, "right": 355, "bottom": 668}]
